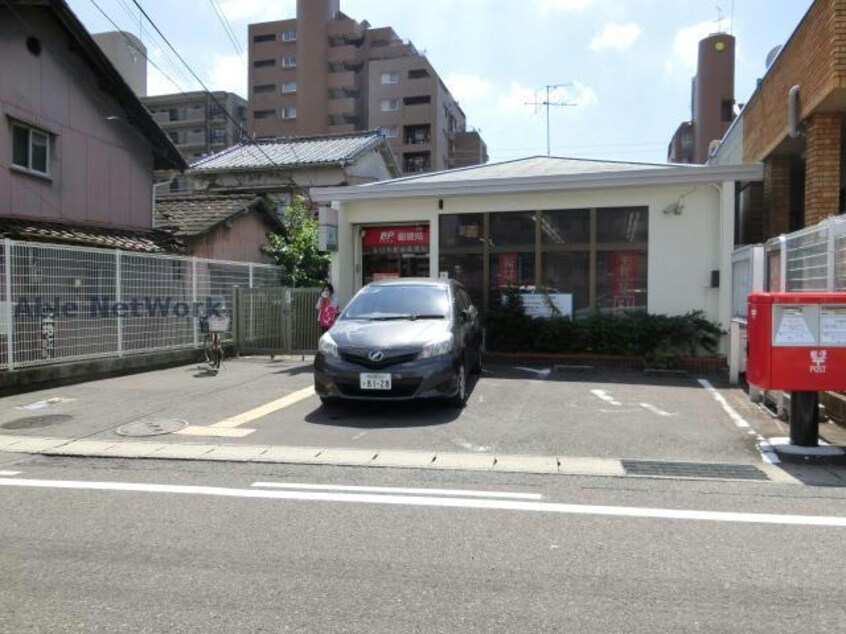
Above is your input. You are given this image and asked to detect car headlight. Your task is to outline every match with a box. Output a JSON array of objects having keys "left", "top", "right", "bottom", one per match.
[
  {"left": 419, "top": 334, "right": 454, "bottom": 359},
  {"left": 317, "top": 332, "right": 339, "bottom": 359}
]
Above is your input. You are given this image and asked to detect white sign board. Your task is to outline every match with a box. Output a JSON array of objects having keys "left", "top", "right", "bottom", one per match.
[
  {"left": 821, "top": 307, "right": 846, "bottom": 346},
  {"left": 518, "top": 293, "right": 573, "bottom": 319},
  {"left": 774, "top": 311, "right": 816, "bottom": 345}
]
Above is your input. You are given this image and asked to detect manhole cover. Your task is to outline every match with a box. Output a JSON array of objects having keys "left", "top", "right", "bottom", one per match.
[
  {"left": 115, "top": 419, "right": 189, "bottom": 437},
  {"left": 621, "top": 460, "right": 769, "bottom": 481},
  {"left": 2, "top": 414, "right": 73, "bottom": 430}
]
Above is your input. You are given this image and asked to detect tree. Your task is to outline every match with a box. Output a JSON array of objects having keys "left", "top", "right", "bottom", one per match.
[{"left": 262, "top": 197, "right": 330, "bottom": 287}]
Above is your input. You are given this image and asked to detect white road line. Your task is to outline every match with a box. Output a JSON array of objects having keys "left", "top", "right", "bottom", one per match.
[
  {"left": 639, "top": 403, "right": 675, "bottom": 417},
  {"left": 251, "top": 482, "right": 542, "bottom": 500},
  {"left": 0, "top": 471, "right": 22, "bottom": 476},
  {"left": 453, "top": 438, "right": 491, "bottom": 453},
  {"left": 591, "top": 389, "right": 622, "bottom": 406},
  {"left": 1, "top": 477, "right": 843, "bottom": 527}
]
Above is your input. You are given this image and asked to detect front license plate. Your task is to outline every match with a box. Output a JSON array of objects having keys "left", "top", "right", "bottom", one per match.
[{"left": 360, "top": 373, "right": 392, "bottom": 390}]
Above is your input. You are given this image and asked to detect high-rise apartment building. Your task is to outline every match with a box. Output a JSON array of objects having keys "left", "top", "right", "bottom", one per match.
[
  {"left": 247, "top": 0, "right": 487, "bottom": 174},
  {"left": 141, "top": 91, "right": 247, "bottom": 163},
  {"left": 668, "top": 33, "right": 736, "bottom": 164}
]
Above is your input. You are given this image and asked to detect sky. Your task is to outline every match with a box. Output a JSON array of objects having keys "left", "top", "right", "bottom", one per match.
[{"left": 65, "top": 0, "right": 814, "bottom": 164}]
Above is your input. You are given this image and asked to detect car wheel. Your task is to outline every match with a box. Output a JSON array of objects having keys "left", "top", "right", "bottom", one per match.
[
  {"left": 319, "top": 395, "right": 338, "bottom": 407},
  {"left": 447, "top": 362, "right": 468, "bottom": 408}
]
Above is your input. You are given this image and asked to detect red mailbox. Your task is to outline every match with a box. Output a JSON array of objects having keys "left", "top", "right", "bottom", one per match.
[{"left": 747, "top": 292, "right": 846, "bottom": 391}]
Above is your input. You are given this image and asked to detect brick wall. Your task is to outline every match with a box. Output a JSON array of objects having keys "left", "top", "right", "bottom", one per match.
[
  {"left": 743, "top": 0, "right": 846, "bottom": 161},
  {"left": 763, "top": 156, "right": 792, "bottom": 236},
  {"left": 804, "top": 112, "right": 843, "bottom": 225}
]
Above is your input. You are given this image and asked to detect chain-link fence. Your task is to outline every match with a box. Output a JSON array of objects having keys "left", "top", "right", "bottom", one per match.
[
  {"left": 234, "top": 287, "right": 322, "bottom": 356},
  {"left": 0, "top": 239, "right": 282, "bottom": 371}
]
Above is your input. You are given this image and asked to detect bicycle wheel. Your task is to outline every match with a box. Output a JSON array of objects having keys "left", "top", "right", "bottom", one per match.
[
  {"left": 212, "top": 344, "right": 223, "bottom": 370},
  {"left": 202, "top": 335, "right": 215, "bottom": 366}
]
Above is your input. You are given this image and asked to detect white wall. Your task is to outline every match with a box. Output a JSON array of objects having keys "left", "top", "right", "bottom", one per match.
[{"left": 330, "top": 182, "right": 729, "bottom": 329}]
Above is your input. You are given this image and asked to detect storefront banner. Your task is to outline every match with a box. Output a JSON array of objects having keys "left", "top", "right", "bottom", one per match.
[
  {"left": 610, "top": 251, "right": 639, "bottom": 294},
  {"left": 496, "top": 253, "right": 519, "bottom": 287},
  {"left": 362, "top": 225, "right": 429, "bottom": 248}
]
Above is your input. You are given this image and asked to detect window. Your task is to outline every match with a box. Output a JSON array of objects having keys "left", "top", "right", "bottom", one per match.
[
  {"left": 253, "top": 59, "right": 275, "bottom": 68},
  {"left": 253, "top": 110, "right": 274, "bottom": 119},
  {"left": 210, "top": 127, "right": 226, "bottom": 143},
  {"left": 282, "top": 30, "right": 297, "bottom": 42},
  {"left": 408, "top": 69, "right": 430, "bottom": 79},
  {"left": 253, "top": 34, "right": 275, "bottom": 43},
  {"left": 596, "top": 250, "right": 647, "bottom": 314},
  {"left": 596, "top": 207, "right": 648, "bottom": 243},
  {"left": 380, "top": 126, "right": 399, "bottom": 138},
  {"left": 490, "top": 212, "right": 535, "bottom": 247},
  {"left": 380, "top": 71, "right": 399, "bottom": 85},
  {"left": 168, "top": 108, "right": 181, "bottom": 121},
  {"left": 209, "top": 103, "right": 224, "bottom": 118},
  {"left": 167, "top": 131, "right": 180, "bottom": 144},
  {"left": 281, "top": 81, "right": 297, "bottom": 93},
  {"left": 282, "top": 56, "right": 296, "bottom": 68},
  {"left": 540, "top": 209, "right": 590, "bottom": 245},
  {"left": 282, "top": 107, "right": 297, "bottom": 119},
  {"left": 380, "top": 98, "right": 399, "bottom": 112},
  {"left": 403, "top": 95, "right": 431, "bottom": 106},
  {"left": 440, "top": 214, "right": 483, "bottom": 248},
  {"left": 11, "top": 123, "right": 50, "bottom": 175},
  {"left": 253, "top": 84, "right": 276, "bottom": 94}
]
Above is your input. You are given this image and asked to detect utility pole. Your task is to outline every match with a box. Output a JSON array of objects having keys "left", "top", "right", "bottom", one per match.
[{"left": 525, "top": 83, "right": 577, "bottom": 156}]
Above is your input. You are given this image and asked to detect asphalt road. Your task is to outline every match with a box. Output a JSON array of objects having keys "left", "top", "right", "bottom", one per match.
[{"left": 2, "top": 456, "right": 846, "bottom": 633}]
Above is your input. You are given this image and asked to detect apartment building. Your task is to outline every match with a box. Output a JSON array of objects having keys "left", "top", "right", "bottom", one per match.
[
  {"left": 141, "top": 91, "right": 247, "bottom": 163},
  {"left": 668, "top": 33, "right": 736, "bottom": 164},
  {"left": 247, "top": 0, "right": 487, "bottom": 174}
]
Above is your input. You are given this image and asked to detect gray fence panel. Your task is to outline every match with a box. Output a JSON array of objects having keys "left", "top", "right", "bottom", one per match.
[{"left": 235, "top": 287, "right": 321, "bottom": 356}]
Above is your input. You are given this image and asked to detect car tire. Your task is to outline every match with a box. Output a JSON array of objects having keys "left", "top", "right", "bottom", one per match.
[{"left": 447, "top": 361, "right": 468, "bottom": 408}]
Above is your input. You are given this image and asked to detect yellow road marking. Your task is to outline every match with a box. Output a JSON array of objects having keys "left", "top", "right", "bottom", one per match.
[{"left": 210, "top": 386, "right": 316, "bottom": 429}]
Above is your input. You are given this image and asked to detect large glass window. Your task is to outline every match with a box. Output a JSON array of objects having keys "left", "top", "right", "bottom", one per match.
[
  {"left": 596, "top": 250, "right": 648, "bottom": 314},
  {"left": 540, "top": 209, "right": 590, "bottom": 245},
  {"left": 597, "top": 207, "right": 648, "bottom": 243},
  {"left": 490, "top": 253, "right": 535, "bottom": 293},
  {"left": 490, "top": 211, "right": 535, "bottom": 247},
  {"left": 439, "top": 214, "right": 484, "bottom": 248},
  {"left": 439, "top": 254, "right": 483, "bottom": 305},
  {"left": 541, "top": 252, "right": 590, "bottom": 317}
]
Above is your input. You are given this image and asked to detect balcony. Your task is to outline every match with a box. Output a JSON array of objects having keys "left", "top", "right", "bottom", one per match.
[
  {"left": 328, "top": 45, "right": 359, "bottom": 64},
  {"left": 328, "top": 97, "right": 357, "bottom": 116},
  {"left": 328, "top": 71, "right": 357, "bottom": 90}
]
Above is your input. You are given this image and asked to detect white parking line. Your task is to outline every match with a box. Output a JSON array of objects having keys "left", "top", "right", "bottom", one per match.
[
  {"left": 0, "top": 477, "right": 843, "bottom": 527},
  {"left": 639, "top": 403, "right": 675, "bottom": 417},
  {"left": 251, "top": 482, "right": 542, "bottom": 500},
  {"left": 0, "top": 471, "right": 22, "bottom": 476},
  {"left": 591, "top": 389, "right": 622, "bottom": 406}
]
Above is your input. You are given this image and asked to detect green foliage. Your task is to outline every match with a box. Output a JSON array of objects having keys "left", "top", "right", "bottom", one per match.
[
  {"left": 262, "top": 197, "right": 330, "bottom": 287},
  {"left": 486, "top": 288, "right": 723, "bottom": 366}
]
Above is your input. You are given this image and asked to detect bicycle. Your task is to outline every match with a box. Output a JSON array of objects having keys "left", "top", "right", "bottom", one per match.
[{"left": 200, "top": 310, "right": 230, "bottom": 372}]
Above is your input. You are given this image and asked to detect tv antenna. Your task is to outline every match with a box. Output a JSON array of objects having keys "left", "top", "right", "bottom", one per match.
[
  {"left": 716, "top": 4, "right": 725, "bottom": 32},
  {"left": 524, "top": 83, "right": 577, "bottom": 156}
]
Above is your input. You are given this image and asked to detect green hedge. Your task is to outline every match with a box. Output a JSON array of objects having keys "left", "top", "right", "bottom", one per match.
[{"left": 485, "top": 289, "right": 723, "bottom": 368}]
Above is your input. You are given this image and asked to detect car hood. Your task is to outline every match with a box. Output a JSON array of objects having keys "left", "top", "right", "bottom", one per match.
[{"left": 330, "top": 319, "right": 450, "bottom": 350}]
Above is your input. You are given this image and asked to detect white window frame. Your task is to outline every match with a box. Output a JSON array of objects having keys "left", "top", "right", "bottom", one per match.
[
  {"left": 282, "top": 55, "right": 297, "bottom": 68},
  {"left": 10, "top": 122, "right": 51, "bottom": 177},
  {"left": 380, "top": 98, "right": 399, "bottom": 112},
  {"left": 281, "top": 81, "right": 297, "bottom": 94},
  {"left": 282, "top": 107, "right": 297, "bottom": 120},
  {"left": 381, "top": 126, "right": 399, "bottom": 138},
  {"left": 282, "top": 30, "right": 297, "bottom": 42},
  {"left": 380, "top": 71, "right": 399, "bottom": 85}
]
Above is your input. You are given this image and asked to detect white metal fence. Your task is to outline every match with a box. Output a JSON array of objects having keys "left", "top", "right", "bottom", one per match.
[
  {"left": 0, "top": 239, "right": 282, "bottom": 371},
  {"left": 764, "top": 215, "right": 846, "bottom": 292}
]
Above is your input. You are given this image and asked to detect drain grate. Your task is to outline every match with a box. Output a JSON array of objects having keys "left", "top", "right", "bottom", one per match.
[
  {"left": 115, "top": 419, "right": 188, "bottom": 437},
  {"left": 621, "top": 460, "right": 769, "bottom": 481},
  {"left": 2, "top": 414, "right": 73, "bottom": 430}
]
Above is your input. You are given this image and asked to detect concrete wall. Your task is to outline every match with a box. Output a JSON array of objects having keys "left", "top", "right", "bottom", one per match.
[
  {"left": 0, "top": 7, "right": 155, "bottom": 229},
  {"left": 329, "top": 183, "right": 730, "bottom": 330},
  {"left": 188, "top": 210, "right": 276, "bottom": 264}
]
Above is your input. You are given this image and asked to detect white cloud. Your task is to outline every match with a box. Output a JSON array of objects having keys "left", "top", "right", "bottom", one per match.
[
  {"left": 538, "top": 0, "right": 592, "bottom": 11},
  {"left": 208, "top": 54, "right": 248, "bottom": 97},
  {"left": 569, "top": 81, "right": 599, "bottom": 107},
  {"left": 665, "top": 20, "right": 721, "bottom": 74},
  {"left": 220, "top": 0, "right": 295, "bottom": 23},
  {"left": 497, "top": 82, "right": 540, "bottom": 114},
  {"left": 590, "top": 23, "right": 643, "bottom": 51},
  {"left": 445, "top": 73, "right": 493, "bottom": 103}
]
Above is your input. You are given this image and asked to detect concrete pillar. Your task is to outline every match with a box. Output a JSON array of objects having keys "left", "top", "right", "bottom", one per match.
[
  {"left": 804, "top": 112, "right": 842, "bottom": 227},
  {"left": 763, "top": 155, "right": 791, "bottom": 238}
]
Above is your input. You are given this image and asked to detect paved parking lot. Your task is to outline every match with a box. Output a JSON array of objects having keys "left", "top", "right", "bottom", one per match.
[{"left": 0, "top": 356, "right": 790, "bottom": 466}]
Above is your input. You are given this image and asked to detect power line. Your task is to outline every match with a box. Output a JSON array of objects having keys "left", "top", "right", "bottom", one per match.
[{"left": 207, "top": 0, "right": 245, "bottom": 59}]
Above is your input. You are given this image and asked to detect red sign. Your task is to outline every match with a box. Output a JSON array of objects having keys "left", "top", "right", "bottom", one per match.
[
  {"left": 610, "top": 251, "right": 640, "bottom": 294},
  {"left": 497, "top": 253, "right": 519, "bottom": 287},
  {"left": 362, "top": 225, "right": 429, "bottom": 248}
]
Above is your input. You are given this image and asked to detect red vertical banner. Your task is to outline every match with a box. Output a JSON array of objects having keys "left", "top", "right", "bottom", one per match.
[
  {"left": 497, "top": 253, "right": 519, "bottom": 287},
  {"left": 610, "top": 251, "right": 639, "bottom": 295}
]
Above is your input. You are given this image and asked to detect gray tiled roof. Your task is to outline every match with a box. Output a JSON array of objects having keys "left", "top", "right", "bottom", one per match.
[
  {"left": 363, "top": 156, "right": 677, "bottom": 187},
  {"left": 0, "top": 219, "right": 184, "bottom": 253},
  {"left": 190, "top": 131, "right": 387, "bottom": 171},
  {"left": 155, "top": 195, "right": 278, "bottom": 238}
]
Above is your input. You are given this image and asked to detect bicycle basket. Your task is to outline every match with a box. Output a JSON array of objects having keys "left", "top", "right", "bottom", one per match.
[{"left": 206, "top": 314, "right": 230, "bottom": 332}]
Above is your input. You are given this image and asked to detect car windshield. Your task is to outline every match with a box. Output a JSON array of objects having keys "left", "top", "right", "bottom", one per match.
[{"left": 343, "top": 285, "right": 450, "bottom": 320}]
